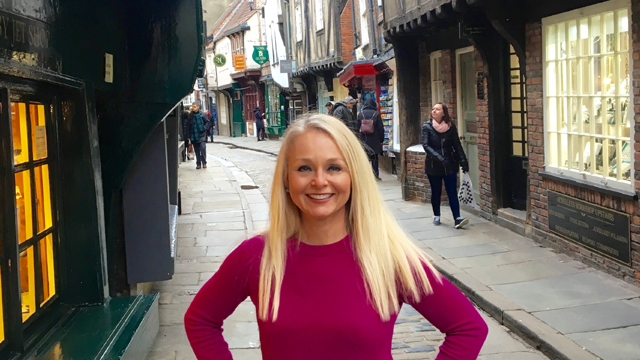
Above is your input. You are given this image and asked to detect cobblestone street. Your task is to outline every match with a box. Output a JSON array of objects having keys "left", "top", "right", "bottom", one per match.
[{"left": 147, "top": 142, "right": 549, "bottom": 360}]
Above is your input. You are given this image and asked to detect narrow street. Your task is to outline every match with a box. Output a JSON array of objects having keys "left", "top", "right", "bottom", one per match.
[{"left": 147, "top": 142, "right": 549, "bottom": 360}]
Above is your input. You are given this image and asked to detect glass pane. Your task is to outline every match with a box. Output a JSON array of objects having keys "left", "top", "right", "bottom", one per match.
[
  {"left": 570, "top": 97, "right": 579, "bottom": 131},
  {"left": 39, "top": 235, "right": 56, "bottom": 305},
  {"left": 549, "top": 132, "right": 558, "bottom": 166},
  {"left": 558, "top": 22, "right": 567, "bottom": 59},
  {"left": 603, "top": 55, "right": 614, "bottom": 95},
  {"left": 510, "top": 54, "right": 520, "bottom": 68},
  {"left": 513, "top": 143, "right": 523, "bottom": 156},
  {"left": 547, "top": 24, "right": 557, "bottom": 60},
  {"left": 568, "top": 20, "right": 577, "bottom": 57},
  {"left": 560, "top": 133, "right": 568, "bottom": 167},
  {"left": 547, "top": 62, "right": 557, "bottom": 96},
  {"left": 620, "top": 140, "right": 631, "bottom": 181},
  {"left": 604, "top": 12, "right": 614, "bottom": 53},
  {"left": 35, "top": 165, "right": 53, "bottom": 233},
  {"left": 512, "top": 99, "right": 521, "bottom": 112},
  {"left": 618, "top": 9, "right": 629, "bottom": 52},
  {"left": 16, "top": 170, "right": 33, "bottom": 244},
  {"left": 618, "top": 54, "right": 630, "bottom": 96},
  {"left": 569, "top": 60, "right": 578, "bottom": 95},
  {"left": 591, "top": 15, "right": 601, "bottom": 55},
  {"left": 0, "top": 268, "right": 4, "bottom": 343},
  {"left": 569, "top": 135, "right": 580, "bottom": 169},
  {"left": 512, "top": 129, "right": 522, "bottom": 142},
  {"left": 20, "top": 247, "right": 36, "bottom": 322},
  {"left": 595, "top": 138, "right": 604, "bottom": 175},
  {"left": 512, "top": 113, "right": 522, "bottom": 127},
  {"left": 580, "top": 18, "right": 589, "bottom": 56},
  {"left": 11, "top": 102, "right": 29, "bottom": 165},
  {"left": 30, "top": 104, "right": 47, "bottom": 161},
  {"left": 511, "top": 84, "right": 521, "bottom": 98},
  {"left": 548, "top": 97, "right": 558, "bottom": 131}
]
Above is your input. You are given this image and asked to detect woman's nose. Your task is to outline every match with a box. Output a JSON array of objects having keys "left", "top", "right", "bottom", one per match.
[{"left": 311, "top": 170, "right": 328, "bottom": 187}]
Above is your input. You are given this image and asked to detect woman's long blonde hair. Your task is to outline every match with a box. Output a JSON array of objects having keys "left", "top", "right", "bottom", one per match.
[{"left": 259, "top": 114, "right": 440, "bottom": 321}]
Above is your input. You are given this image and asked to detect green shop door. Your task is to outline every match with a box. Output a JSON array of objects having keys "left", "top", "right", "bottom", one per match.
[{"left": 231, "top": 86, "right": 245, "bottom": 137}]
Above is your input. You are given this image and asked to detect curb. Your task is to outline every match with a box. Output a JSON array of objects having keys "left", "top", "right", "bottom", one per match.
[
  {"left": 214, "top": 141, "right": 279, "bottom": 157},
  {"left": 434, "top": 264, "right": 600, "bottom": 360}
]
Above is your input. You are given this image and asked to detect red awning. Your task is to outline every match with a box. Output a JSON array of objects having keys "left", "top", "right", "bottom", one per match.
[{"left": 338, "top": 59, "right": 390, "bottom": 88}]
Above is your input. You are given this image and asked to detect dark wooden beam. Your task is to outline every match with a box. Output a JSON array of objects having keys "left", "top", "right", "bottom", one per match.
[
  {"left": 426, "top": 10, "right": 437, "bottom": 23},
  {"left": 467, "top": 0, "right": 483, "bottom": 6},
  {"left": 418, "top": 14, "right": 429, "bottom": 27},
  {"left": 436, "top": 4, "right": 453, "bottom": 19},
  {"left": 452, "top": 0, "right": 470, "bottom": 12}
]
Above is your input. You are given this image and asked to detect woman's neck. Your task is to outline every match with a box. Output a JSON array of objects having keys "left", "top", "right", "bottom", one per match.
[
  {"left": 299, "top": 212, "right": 348, "bottom": 246},
  {"left": 433, "top": 117, "right": 443, "bottom": 123}
]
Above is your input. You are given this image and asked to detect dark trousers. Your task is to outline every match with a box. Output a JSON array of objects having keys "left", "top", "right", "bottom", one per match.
[
  {"left": 369, "top": 153, "right": 379, "bottom": 178},
  {"left": 257, "top": 126, "right": 265, "bottom": 140},
  {"left": 427, "top": 173, "right": 460, "bottom": 219},
  {"left": 193, "top": 141, "right": 207, "bottom": 166}
]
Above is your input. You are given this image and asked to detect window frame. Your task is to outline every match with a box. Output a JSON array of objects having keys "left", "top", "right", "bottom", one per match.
[
  {"left": 295, "top": 5, "right": 303, "bottom": 43},
  {"left": 430, "top": 51, "right": 445, "bottom": 105},
  {"left": 359, "top": 0, "right": 369, "bottom": 46},
  {"left": 542, "top": 0, "right": 634, "bottom": 191}
]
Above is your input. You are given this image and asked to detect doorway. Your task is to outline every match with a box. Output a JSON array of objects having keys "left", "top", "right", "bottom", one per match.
[
  {"left": 456, "top": 47, "right": 480, "bottom": 204},
  {"left": 507, "top": 45, "right": 529, "bottom": 210}
]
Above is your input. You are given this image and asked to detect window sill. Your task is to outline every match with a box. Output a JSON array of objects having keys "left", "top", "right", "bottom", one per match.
[{"left": 539, "top": 170, "right": 638, "bottom": 201}]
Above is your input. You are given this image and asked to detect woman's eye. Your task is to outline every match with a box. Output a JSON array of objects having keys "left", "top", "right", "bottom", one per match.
[
  {"left": 328, "top": 165, "right": 342, "bottom": 172},
  {"left": 297, "top": 165, "right": 312, "bottom": 172}
]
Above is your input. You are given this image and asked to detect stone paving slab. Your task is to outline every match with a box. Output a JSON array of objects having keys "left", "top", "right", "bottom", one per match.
[
  {"left": 533, "top": 300, "right": 640, "bottom": 334},
  {"left": 567, "top": 325, "right": 640, "bottom": 360}
]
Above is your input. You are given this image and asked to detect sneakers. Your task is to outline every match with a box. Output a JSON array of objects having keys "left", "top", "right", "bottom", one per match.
[
  {"left": 433, "top": 216, "right": 441, "bottom": 226},
  {"left": 455, "top": 217, "right": 469, "bottom": 229},
  {"left": 196, "top": 164, "right": 201, "bottom": 169}
]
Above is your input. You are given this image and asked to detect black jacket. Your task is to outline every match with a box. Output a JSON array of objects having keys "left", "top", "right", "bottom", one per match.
[
  {"left": 332, "top": 102, "right": 356, "bottom": 132},
  {"left": 421, "top": 120, "right": 469, "bottom": 176},
  {"left": 253, "top": 109, "right": 265, "bottom": 128},
  {"left": 183, "top": 110, "right": 211, "bottom": 143},
  {"left": 356, "top": 106, "right": 385, "bottom": 155}
]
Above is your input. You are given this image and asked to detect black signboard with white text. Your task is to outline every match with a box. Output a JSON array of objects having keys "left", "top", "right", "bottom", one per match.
[{"left": 548, "top": 191, "right": 630, "bottom": 265}]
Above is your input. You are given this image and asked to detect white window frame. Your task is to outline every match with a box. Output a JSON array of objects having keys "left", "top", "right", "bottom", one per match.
[
  {"left": 359, "top": 0, "right": 369, "bottom": 45},
  {"left": 315, "top": 0, "right": 324, "bottom": 31},
  {"left": 295, "top": 5, "right": 303, "bottom": 42},
  {"left": 430, "top": 51, "right": 445, "bottom": 105},
  {"left": 542, "top": 0, "right": 633, "bottom": 191}
]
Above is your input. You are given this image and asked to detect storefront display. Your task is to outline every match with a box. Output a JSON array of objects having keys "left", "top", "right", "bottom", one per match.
[{"left": 379, "top": 77, "right": 394, "bottom": 154}]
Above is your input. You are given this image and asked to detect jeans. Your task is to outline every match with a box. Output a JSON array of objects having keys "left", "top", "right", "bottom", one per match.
[
  {"left": 369, "top": 153, "right": 379, "bottom": 178},
  {"left": 427, "top": 173, "right": 460, "bottom": 219},
  {"left": 193, "top": 141, "right": 207, "bottom": 166}
]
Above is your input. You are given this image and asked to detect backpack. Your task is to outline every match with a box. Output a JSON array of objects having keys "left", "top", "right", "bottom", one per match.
[{"left": 359, "top": 111, "right": 378, "bottom": 134}]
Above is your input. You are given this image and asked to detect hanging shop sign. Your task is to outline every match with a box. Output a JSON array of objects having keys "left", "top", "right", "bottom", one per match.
[
  {"left": 252, "top": 46, "right": 269, "bottom": 65},
  {"left": 280, "top": 59, "right": 296, "bottom": 73},
  {"left": 233, "top": 54, "right": 246, "bottom": 71},
  {"left": 213, "top": 54, "right": 226, "bottom": 67},
  {"left": 548, "top": 191, "right": 631, "bottom": 265},
  {"left": 197, "top": 78, "right": 206, "bottom": 89}
]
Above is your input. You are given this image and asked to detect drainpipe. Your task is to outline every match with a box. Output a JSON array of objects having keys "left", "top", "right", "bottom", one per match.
[
  {"left": 351, "top": 0, "right": 358, "bottom": 49},
  {"left": 304, "top": 0, "right": 311, "bottom": 63},
  {"left": 366, "top": 0, "right": 377, "bottom": 56},
  {"left": 283, "top": 0, "right": 293, "bottom": 59}
]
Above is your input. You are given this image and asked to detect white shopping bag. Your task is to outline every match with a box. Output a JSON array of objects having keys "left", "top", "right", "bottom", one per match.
[{"left": 458, "top": 173, "right": 478, "bottom": 210}]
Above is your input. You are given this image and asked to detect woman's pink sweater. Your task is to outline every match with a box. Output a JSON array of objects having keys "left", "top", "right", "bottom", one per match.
[{"left": 184, "top": 235, "right": 488, "bottom": 359}]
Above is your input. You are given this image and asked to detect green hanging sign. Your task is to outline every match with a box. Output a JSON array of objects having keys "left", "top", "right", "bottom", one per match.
[
  {"left": 252, "top": 46, "right": 269, "bottom": 65},
  {"left": 213, "top": 54, "right": 226, "bottom": 67}
]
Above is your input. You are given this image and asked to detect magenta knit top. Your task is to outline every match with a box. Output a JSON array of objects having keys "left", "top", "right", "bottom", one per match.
[{"left": 184, "top": 235, "right": 488, "bottom": 360}]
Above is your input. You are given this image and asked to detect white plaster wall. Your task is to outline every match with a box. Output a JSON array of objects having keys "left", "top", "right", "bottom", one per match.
[
  {"left": 214, "top": 37, "right": 233, "bottom": 87},
  {"left": 264, "top": 0, "right": 289, "bottom": 88}
]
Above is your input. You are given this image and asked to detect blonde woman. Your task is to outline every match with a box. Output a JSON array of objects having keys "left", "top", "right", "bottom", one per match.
[{"left": 184, "top": 114, "right": 488, "bottom": 359}]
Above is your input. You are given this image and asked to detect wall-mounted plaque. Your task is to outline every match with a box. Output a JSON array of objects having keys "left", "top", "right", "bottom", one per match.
[{"left": 548, "top": 191, "right": 631, "bottom": 265}]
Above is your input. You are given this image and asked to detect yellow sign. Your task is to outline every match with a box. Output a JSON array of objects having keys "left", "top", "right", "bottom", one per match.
[{"left": 233, "top": 54, "right": 246, "bottom": 71}]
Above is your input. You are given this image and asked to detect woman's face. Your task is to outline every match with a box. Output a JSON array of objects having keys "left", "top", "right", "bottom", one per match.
[
  {"left": 287, "top": 130, "right": 352, "bottom": 225},
  {"left": 431, "top": 104, "right": 444, "bottom": 122}
]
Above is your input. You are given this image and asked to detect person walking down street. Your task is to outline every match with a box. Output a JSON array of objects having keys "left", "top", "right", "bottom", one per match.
[
  {"left": 332, "top": 96, "right": 357, "bottom": 133},
  {"left": 181, "top": 110, "right": 195, "bottom": 160},
  {"left": 184, "top": 114, "right": 488, "bottom": 360},
  {"left": 185, "top": 101, "right": 211, "bottom": 169},
  {"left": 422, "top": 102, "right": 470, "bottom": 229},
  {"left": 356, "top": 98, "right": 385, "bottom": 180},
  {"left": 206, "top": 111, "right": 215, "bottom": 143},
  {"left": 325, "top": 101, "right": 334, "bottom": 115},
  {"left": 254, "top": 107, "right": 266, "bottom": 141}
]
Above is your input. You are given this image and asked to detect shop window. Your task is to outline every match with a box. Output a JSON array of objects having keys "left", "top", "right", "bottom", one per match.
[
  {"left": 315, "top": 0, "right": 323, "bottom": 31},
  {"left": 431, "top": 51, "right": 445, "bottom": 104},
  {"left": 543, "top": 1, "right": 632, "bottom": 190},
  {"left": 9, "top": 100, "right": 58, "bottom": 325},
  {"left": 359, "top": 0, "right": 369, "bottom": 45}
]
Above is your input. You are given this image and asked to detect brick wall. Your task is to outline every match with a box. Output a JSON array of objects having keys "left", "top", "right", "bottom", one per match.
[
  {"left": 405, "top": 150, "right": 452, "bottom": 204},
  {"left": 525, "top": 18, "right": 640, "bottom": 286},
  {"left": 475, "top": 49, "right": 492, "bottom": 214},
  {"left": 340, "top": 0, "right": 355, "bottom": 63},
  {"left": 419, "top": 43, "right": 431, "bottom": 122}
]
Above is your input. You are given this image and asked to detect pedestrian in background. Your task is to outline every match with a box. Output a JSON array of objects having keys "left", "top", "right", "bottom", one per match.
[
  {"left": 332, "top": 96, "right": 356, "bottom": 133},
  {"left": 184, "top": 101, "right": 211, "bottom": 169},
  {"left": 356, "top": 98, "right": 385, "bottom": 181},
  {"left": 422, "top": 102, "right": 469, "bottom": 229},
  {"left": 254, "top": 107, "right": 266, "bottom": 141},
  {"left": 325, "top": 101, "right": 334, "bottom": 115},
  {"left": 184, "top": 114, "right": 488, "bottom": 359},
  {"left": 206, "top": 110, "right": 215, "bottom": 143},
  {"left": 182, "top": 110, "right": 195, "bottom": 160}
]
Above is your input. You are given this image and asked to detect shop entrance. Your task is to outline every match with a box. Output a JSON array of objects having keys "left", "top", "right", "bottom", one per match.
[
  {"left": 0, "top": 89, "right": 59, "bottom": 353},
  {"left": 507, "top": 45, "right": 528, "bottom": 210},
  {"left": 456, "top": 47, "right": 480, "bottom": 204}
]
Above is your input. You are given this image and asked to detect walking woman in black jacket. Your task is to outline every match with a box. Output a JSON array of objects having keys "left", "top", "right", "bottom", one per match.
[
  {"left": 422, "top": 103, "right": 469, "bottom": 229},
  {"left": 357, "top": 99, "right": 385, "bottom": 180}
]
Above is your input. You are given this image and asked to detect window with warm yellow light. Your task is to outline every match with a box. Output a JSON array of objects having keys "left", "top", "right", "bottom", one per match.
[
  {"left": 30, "top": 104, "right": 47, "bottom": 161},
  {"left": 35, "top": 165, "right": 52, "bottom": 233},
  {"left": 15, "top": 171, "right": 32, "bottom": 244},
  {"left": 11, "top": 102, "right": 29, "bottom": 165},
  {"left": 0, "top": 268, "right": 5, "bottom": 343},
  {"left": 40, "top": 235, "right": 56, "bottom": 304},
  {"left": 20, "top": 247, "right": 36, "bottom": 322}
]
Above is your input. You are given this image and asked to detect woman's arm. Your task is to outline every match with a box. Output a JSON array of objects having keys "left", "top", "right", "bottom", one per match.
[
  {"left": 407, "top": 265, "right": 488, "bottom": 360},
  {"left": 184, "top": 239, "right": 260, "bottom": 359},
  {"left": 422, "top": 125, "right": 445, "bottom": 162},
  {"left": 451, "top": 126, "right": 469, "bottom": 172}
]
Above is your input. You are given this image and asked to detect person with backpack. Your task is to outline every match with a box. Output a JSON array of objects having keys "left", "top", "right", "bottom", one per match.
[
  {"left": 422, "top": 102, "right": 469, "bottom": 229},
  {"left": 356, "top": 98, "right": 385, "bottom": 180}
]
